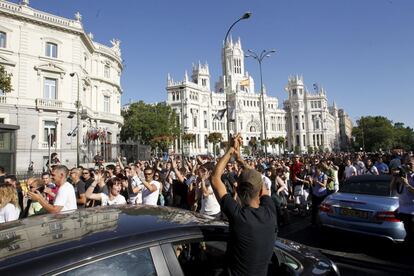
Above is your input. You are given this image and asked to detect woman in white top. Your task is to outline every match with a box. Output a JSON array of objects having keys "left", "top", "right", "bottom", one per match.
[
  {"left": 197, "top": 162, "right": 221, "bottom": 217},
  {"left": 0, "top": 184, "right": 20, "bottom": 223},
  {"left": 85, "top": 175, "right": 126, "bottom": 206}
]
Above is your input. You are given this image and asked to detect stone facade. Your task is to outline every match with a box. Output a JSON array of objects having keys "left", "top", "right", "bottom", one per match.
[
  {"left": 166, "top": 37, "right": 352, "bottom": 155},
  {"left": 0, "top": 0, "right": 123, "bottom": 171}
]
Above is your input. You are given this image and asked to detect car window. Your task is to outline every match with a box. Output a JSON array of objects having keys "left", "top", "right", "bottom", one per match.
[
  {"left": 171, "top": 240, "right": 287, "bottom": 276},
  {"left": 339, "top": 180, "right": 391, "bottom": 196},
  {"left": 59, "top": 247, "right": 157, "bottom": 276},
  {"left": 173, "top": 241, "right": 227, "bottom": 276}
]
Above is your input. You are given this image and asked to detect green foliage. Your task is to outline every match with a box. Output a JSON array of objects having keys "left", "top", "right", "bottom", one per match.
[
  {"left": 294, "top": 145, "right": 301, "bottom": 154},
  {"left": 353, "top": 116, "right": 414, "bottom": 151},
  {"left": 307, "top": 146, "right": 314, "bottom": 154},
  {"left": 0, "top": 65, "right": 12, "bottom": 94},
  {"left": 260, "top": 139, "right": 268, "bottom": 146},
  {"left": 121, "top": 101, "right": 180, "bottom": 146},
  {"left": 150, "top": 135, "right": 173, "bottom": 152},
  {"left": 182, "top": 133, "right": 196, "bottom": 144},
  {"left": 242, "top": 146, "right": 250, "bottom": 156},
  {"left": 207, "top": 132, "right": 222, "bottom": 144}
]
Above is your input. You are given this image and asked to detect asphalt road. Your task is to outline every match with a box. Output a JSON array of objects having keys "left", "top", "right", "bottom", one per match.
[{"left": 278, "top": 211, "right": 414, "bottom": 275}]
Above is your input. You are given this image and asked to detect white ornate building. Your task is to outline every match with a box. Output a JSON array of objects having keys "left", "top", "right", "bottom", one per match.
[
  {"left": 0, "top": 0, "right": 123, "bottom": 171},
  {"left": 166, "top": 37, "right": 352, "bottom": 155}
]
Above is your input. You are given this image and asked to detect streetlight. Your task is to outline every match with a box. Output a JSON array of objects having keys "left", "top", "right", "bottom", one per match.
[
  {"left": 245, "top": 49, "right": 276, "bottom": 158},
  {"left": 223, "top": 12, "right": 251, "bottom": 143},
  {"left": 70, "top": 72, "right": 81, "bottom": 167}
]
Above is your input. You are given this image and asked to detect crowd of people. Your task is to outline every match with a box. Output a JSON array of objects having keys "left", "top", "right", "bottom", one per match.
[{"left": 0, "top": 141, "right": 413, "bottom": 242}]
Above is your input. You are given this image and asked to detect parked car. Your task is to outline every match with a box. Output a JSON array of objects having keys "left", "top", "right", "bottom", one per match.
[
  {"left": 0, "top": 205, "right": 339, "bottom": 275},
  {"left": 318, "top": 175, "right": 405, "bottom": 242}
]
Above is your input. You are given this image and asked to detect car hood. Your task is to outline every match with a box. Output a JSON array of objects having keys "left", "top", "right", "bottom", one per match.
[{"left": 276, "top": 238, "right": 339, "bottom": 275}]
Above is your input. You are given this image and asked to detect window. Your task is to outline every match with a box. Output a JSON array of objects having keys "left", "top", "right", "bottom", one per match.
[
  {"left": 0, "top": 32, "right": 6, "bottom": 48},
  {"left": 193, "top": 116, "right": 197, "bottom": 128},
  {"left": 45, "top": 42, "right": 57, "bottom": 58},
  {"left": 43, "top": 121, "right": 56, "bottom": 145},
  {"left": 104, "top": 65, "right": 110, "bottom": 78},
  {"left": 44, "top": 78, "right": 57, "bottom": 99},
  {"left": 61, "top": 248, "right": 157, "bottom": 276},
  {"left": 104, "top": 96, "right": 110, "bottom": 112},
  {"left": 0, "top": 118, "right": 4, "bottom": 124},
  {"left": 292, "top": 89, "right": 297, "bottom": 95},
  {"left": 202, "top": 79, "right": 207, "bottom": 86},
  {"left": 204, "top": 111, "right": 207, "bottom": 128},
  {"left": 204, "top": 134, "right": 208, "bottom": 148}
]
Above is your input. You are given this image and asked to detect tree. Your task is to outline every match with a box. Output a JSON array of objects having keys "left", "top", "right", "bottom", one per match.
[
  {"left": 268, "top": 137, "right": 277, "bottom": 154},
  {"left": 150, "top": 135, "right": 174, "bottom": 154},
  {"left": 0, "top": 65, "right": 12, "bottom": 94},
  {"left": 182, "top": 133, "right": 196, "bottom": 145},
  {"left": 121, "top": 101, "right": 180, "bottom": 147},
  {"left": 392, "top": 122, "right": 414, "bottom": 150},
  {"left": 352, "top": 116, "right": 410, "bottom": 152},
  {"left": 248, "top": 137, "right": 258, "bottom": 155},
  {"left": 275, "top": 136, "right": 285, "bottom": 155},
  {"left": 207, "top": 132, "right": 222, "bottom": 158}
]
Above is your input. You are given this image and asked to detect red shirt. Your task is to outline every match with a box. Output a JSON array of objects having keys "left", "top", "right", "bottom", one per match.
[{"left": 290, "top": 161, "right": 303, "bottom": 182}]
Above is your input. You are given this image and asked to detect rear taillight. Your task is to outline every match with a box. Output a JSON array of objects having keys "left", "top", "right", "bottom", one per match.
[
  {"left": 319, "top": 203, "right": 333, "bottom": 214},
  {"left": 375, "top": 211, "right": 400, "bottom": 222}
]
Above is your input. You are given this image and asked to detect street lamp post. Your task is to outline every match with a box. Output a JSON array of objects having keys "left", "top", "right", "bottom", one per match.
[
  {"left": 223, "top": 12, "right": 251, "bottom": 143},
  {"left": 245, "top": 49, "right": 276, "bottom": 158},
  {"left": 70, "top": 72, "right": 81, "bottom": 167}
]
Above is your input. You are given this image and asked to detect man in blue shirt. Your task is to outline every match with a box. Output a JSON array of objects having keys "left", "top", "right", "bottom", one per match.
[{"left": 375, "top": 156, "right": 389, "bottom": 175}]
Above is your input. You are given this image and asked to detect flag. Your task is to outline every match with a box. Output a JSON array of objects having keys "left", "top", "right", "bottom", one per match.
[
  {"left": 239, "top": 78, "right": 250, "bottom": 87},
  {"left": 213, "top": 109, "right": 226, "bottom": 121}
]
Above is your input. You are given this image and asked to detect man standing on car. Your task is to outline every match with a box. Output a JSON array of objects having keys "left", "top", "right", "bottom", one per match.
[
  {"left": 391, "top": 156, "right": 414, "bottom": 249},
  {"left": 211, "top": 134, "right": 277, "bottom": 276},
  {"left": 28, "top": 165, "right": 77, "bottom": 213}
]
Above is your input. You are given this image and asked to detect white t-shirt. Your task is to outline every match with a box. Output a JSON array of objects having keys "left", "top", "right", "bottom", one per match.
[
  {"left": 142, "top": 180, "right": 160, "bottom": 206},
  {"left": 0, "top": 203, "right": 20, "bottom": 223},
  {"left": 54, "top": 182, "right": 77, "bottom": 212},
  {"left": 262, "top": 175, "right": 272, "bottom": 196},
  {"left": 364, "top": 166, "right": 379, "bottom": 175},
  {"left": 129, "top": 176, "right": 143, "bottom": 205},
  {"left": 200, "top": 184, "right": 221, "bottom": 216},
  {"left": 344, "top": 165, "right": 357, "bottom": 179},
  {"left": 101, "top": 193, "right": 126, "bottom": 206}
]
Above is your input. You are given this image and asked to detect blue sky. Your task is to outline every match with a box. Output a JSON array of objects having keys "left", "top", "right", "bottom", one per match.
[{"left": 18, "top": 0, "right": 414, "bottom": 127}]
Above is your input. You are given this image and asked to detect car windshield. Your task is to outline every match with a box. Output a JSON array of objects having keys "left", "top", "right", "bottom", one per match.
[{"left": 339, "top": 180, "right": 391, "bottom": 196}]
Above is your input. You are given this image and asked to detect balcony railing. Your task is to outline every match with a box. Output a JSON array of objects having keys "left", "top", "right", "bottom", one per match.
[
  {"left": 36, "top": 98, "right": 63, "bottom": 110},
  {"left": 41, "top": 141, "right": 57, "bottom": 149}
]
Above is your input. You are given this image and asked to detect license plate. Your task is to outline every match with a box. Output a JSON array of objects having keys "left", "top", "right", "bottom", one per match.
[{"left": 339, "top": 208, "right": 369, "bottom": 219}]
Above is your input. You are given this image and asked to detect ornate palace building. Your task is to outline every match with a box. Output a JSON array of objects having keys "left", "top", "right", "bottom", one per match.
[
  {"left": 166, "top": 37, "right": 352, "bottom": 155},
  {"left": 0, "top": 0, "right": 123, "bottom": 172}
]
